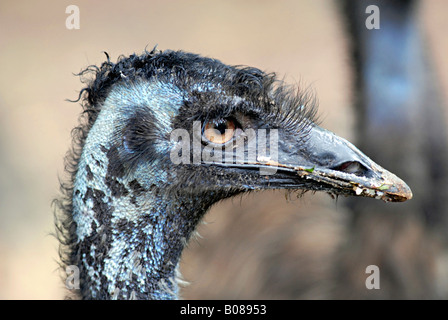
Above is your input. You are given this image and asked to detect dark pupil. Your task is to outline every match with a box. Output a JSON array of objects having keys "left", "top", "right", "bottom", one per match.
[{"left": 215, "top": 122, "right": 227, "bottom": 134}]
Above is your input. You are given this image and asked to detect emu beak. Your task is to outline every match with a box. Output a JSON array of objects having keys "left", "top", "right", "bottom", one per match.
[{"left": 251, "top": 125, "right": 413, "bottom": 202}]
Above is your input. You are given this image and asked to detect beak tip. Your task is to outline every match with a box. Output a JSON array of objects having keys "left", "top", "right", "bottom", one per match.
[
  {"left": 381, "top": 173, "right": 413, "bottom": 202},
  {"left": 396, "top": 183, "right": 413, "bottom": 202}
]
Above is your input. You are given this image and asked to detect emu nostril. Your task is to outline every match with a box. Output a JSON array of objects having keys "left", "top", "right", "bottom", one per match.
[{"left": 332, "top": 161, "right": 369, "bottom": 177}]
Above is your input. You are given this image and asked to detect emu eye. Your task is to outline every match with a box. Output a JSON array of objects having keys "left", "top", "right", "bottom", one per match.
[{"left": 203, "top": 119, "right": 236, "bottom": 144}]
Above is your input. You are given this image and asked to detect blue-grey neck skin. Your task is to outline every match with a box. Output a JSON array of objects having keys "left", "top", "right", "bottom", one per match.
[{"left": 72, "top": 80, "right": 208, "bottom": 299}]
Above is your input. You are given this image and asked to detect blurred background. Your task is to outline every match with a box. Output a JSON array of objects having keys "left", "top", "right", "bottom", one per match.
[{"left": 0, "top": 0, "right": 447, "bottom": 299}]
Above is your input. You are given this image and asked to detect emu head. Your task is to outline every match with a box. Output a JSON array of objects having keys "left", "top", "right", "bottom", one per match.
[{"left": 81, "top": 49, "right": 411, "bottom": 203}]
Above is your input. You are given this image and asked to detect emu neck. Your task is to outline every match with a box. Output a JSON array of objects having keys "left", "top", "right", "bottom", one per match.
[
  {"left": 73, "top": 151, "right": 208, "bottom": 299},
  {"left": 71, "top": 95, "right": 209, "bottom": 300}
]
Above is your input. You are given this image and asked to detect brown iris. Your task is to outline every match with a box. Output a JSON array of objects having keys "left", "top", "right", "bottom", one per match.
[{"left": 203, "top": 119, "right": 236, "bottom": 144}]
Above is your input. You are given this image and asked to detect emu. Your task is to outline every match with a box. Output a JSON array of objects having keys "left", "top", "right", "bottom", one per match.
[{"left": 55, "top": 48, "right": 412, "bottom": 300}]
